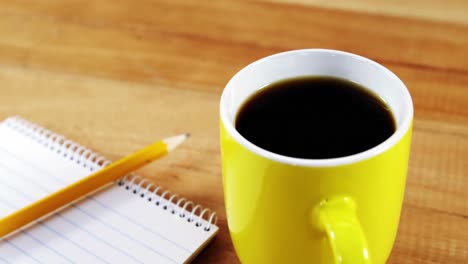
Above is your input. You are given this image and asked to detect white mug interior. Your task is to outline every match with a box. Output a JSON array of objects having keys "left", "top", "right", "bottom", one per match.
[{"left": 220, "top": 49, "right": 413, "bottom": 167}]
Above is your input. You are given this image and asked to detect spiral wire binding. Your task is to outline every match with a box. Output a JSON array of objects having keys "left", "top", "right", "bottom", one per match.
[{"left": 3, "top": 116, "right": 218, "bottom": 232}]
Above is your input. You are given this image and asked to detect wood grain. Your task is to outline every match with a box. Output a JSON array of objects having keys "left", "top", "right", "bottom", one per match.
[
  {"left": 256, "top": 0, "right": 468, "bottom": 25},
  {"left": 0, "top": 0, "right": 467, "bottom": 263}
]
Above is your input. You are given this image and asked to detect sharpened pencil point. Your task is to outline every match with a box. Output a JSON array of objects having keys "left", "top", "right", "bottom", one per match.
[
  {"left": 164, "top": 134, "right": 189, "bottom": 151},
  {"left": 185, "top": 133, "right": 191, "bottom": 138}
]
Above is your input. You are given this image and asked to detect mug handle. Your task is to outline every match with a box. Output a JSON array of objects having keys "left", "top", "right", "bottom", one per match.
[{"left": 312, "top": 196, "right": 372, "bottom": 264}]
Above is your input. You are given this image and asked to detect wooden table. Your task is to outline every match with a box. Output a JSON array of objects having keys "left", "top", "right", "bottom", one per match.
[{"left": 0, "top": 1, "right": 467, "bottom": 263}]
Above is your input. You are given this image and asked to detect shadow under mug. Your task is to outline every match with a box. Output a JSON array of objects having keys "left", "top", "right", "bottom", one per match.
[{"left": 220, "top": 49, "right": 413, "bottom": 264}]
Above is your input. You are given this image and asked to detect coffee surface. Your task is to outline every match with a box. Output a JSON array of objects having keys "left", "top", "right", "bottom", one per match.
[{"left": 235, "top": 76, "right": 396, "bottom": 159}]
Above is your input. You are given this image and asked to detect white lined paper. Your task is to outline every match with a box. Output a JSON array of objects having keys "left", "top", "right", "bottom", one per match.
[{"left": 0, "top": 118, "right": 217, "bottom": 264}]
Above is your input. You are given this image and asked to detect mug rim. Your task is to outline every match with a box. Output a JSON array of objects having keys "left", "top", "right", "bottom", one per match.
[{"left": 220, "top": 49, "right": 414, "bottom": 167}]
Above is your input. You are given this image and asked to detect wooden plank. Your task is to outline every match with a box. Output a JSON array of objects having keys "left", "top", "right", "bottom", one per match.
[
  {"left": 408, "top": 122, "right": 467, "bottom": 217},
  {"left": 0, "top": 0, "right": 467, "bottom": 74},
  {"left": 389, "top": 65, "right": 468, "bottom": 126},
  {"left": 389, "top": 205, "right": 468, "bottom": 264},
  {"left": 254, "top": 0, "right": 468, "bottom": 26}
]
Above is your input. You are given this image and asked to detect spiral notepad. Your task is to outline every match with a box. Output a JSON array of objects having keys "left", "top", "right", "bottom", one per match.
[{"left": 0, "top": 116, "right": 218, "bottom": 264}]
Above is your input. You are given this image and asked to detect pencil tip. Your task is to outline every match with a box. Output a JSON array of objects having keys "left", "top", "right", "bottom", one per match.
[{"left": 164, "top": 134, "right": 189, "bottom": 151}]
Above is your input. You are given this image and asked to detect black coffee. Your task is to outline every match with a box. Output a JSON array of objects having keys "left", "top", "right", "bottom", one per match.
[{"left": 235, "top": 76, "right": 396, "bottom": 159}]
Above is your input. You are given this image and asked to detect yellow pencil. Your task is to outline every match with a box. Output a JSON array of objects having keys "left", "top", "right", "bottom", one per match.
[{"left": 0, "top": 134, "right": 189, "bottom": 238}]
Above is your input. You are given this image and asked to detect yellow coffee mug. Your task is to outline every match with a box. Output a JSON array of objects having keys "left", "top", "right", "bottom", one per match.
[{"left": 220, "top": 49, "right": 413, "bottom": 264}]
